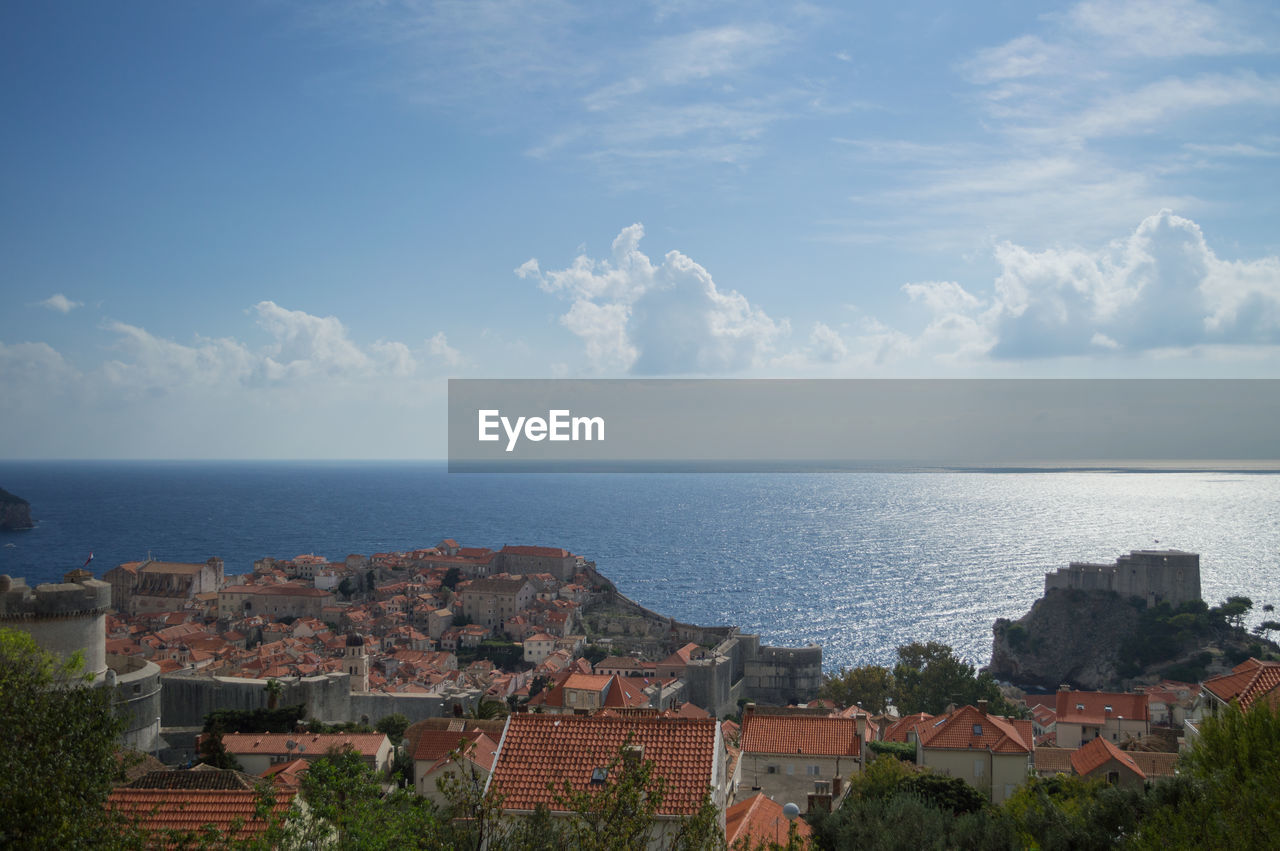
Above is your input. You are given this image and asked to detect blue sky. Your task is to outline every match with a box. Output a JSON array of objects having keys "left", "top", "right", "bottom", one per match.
[{"left": 2, "top": 0, "right": 1279, "bottom": 458}]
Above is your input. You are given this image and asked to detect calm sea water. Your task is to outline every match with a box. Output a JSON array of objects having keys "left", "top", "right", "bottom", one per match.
[{"left": 2, "top": 461, "right": 1278, "bottom": 670}]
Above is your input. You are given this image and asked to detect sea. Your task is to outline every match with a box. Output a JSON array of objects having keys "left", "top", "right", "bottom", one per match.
[{"left": 2, "top": 460, "right": 1278, "bottom": 671}]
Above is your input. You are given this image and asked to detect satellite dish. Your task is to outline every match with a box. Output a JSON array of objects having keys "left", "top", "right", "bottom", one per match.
[
  {"left": 286, "top": 739, "right": 297, "bottom": 751},
  {"left": 783, "top": 802, "right": 800, "bottom": 820}
]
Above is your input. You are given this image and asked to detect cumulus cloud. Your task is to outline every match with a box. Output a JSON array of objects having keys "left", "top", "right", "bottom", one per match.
[
  {"left": 521, "top": 224, "right": 789, "bottom": 374},
  {"left": 102, "top": 321, "right": 255, "bottom": 392},
  {"left": 808, "top": 322, "right": 848, "bottom": 363},
  {"left": 254, "top": 300, "right": 373, "bottom": 380},
  {"left": 37, "top": 293, "right": 83, "bottom": 313},
  {"left": 895, "top": 211, "right": 1280, "bottom": 362},
  {"left": 427, "top": 332, "right": 464, "bottom": 368}
]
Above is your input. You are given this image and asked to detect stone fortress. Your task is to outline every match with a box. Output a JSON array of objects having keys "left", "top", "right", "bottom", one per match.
[
  {"left": 0, "top": 569, "right": 162, "bottom": 753},
  {"left": 1044, "top": 549, "right": 1202, "bottom": 608}
]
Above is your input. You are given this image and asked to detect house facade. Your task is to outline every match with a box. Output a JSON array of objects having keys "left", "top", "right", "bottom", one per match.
[
  {"left": 738, "top": 707, "right": 863, "bottom": 812},
  {"left": 912, "top": 703, "right": 1034, "bottom": 805}
]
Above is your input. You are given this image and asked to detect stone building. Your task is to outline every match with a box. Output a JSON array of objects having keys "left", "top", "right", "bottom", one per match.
[
  {"left": 217, "top": 582, "right": 332, "bottom": 620},
  {"left": 104, "top": 557, "right": 224, "bottom": 615},
  {"left": 457, "top": 576, "right": 535, "bottom": 631},
  {"left": 1044, "top": 550, "right": 1201, "bottom": 608}
]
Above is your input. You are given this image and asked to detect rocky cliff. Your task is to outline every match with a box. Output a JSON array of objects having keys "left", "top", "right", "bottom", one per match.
[
  {"left": 990, "top": 587, "right": 1279, "bottom": 692},
  {"left": 0, "top": 487, "right": 34, "bottom": 531},
  {"left": 989, "top": 588, "right": 1140, "bottom": 691}
]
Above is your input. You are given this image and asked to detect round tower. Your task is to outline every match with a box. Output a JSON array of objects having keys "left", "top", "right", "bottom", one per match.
[{"left": 0, "top": 570, "right": 111, "bottom": 680}]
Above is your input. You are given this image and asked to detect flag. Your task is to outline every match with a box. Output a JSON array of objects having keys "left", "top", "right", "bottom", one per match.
[{"left": 83, "top": 552, "right": 94, "bottom": 568}]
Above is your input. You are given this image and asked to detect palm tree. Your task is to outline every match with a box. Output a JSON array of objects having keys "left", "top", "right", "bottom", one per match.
[
  {"left": 265, "top": 678, "right": 283, "bottom": 711},
  {"left": 467, "top": 699, "right": 509, "bottom": 720}
]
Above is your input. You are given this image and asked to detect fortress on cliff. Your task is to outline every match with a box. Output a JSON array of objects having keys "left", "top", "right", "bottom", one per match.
[{"left": 1044, "top": 549, "right": 1201, "bottom": 608}]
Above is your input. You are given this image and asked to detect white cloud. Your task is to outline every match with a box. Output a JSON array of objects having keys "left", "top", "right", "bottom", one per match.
[
  {"left": 1066, "top": 0, "right": 1268, "bottom": 58},
  {"left": 808, "top": 322, "right": 848, "bottom": 363},
  {"left": 892, "top": 211, "right": 1280, "bottom": 361},
  {"left": 101, "top": 321, "right": 255, "bottom": 393},
  {"left": 427, "top": 332, "right": 464, "bottom": 368},
  {"left": 524, "top": 223, "right": 789, "bottom": 374},
  {"left": 254, "top": 301, "right": 373, "bottom": 380},
  {"left": 37, "top": 293, "right": 83, "bottom": 313}
]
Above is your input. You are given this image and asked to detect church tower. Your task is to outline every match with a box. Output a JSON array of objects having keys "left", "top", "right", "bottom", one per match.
[{"left": 344, "top": 633, "right": 369, "bottom": 692}]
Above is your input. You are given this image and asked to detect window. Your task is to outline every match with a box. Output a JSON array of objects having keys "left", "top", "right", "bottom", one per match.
[
  {"left": 972, "top": 724, "right": 983, "bottom": 736},
  {"left": 974, "top": 760, "right": 984, "bottom": 778},
  {"left": 807, "top": 765, "right": 821, "bottom": 776},
  {"left": 786, "top": 764, "right": 794, "bottom": 776},
  {"left": 766, "top": 765, "right": 778, "bottom": 775}
]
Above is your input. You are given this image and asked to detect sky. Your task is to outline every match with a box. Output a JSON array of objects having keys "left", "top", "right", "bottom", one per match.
[{"left": 2, "top": 0, "right": 1279, "bottom": 459}]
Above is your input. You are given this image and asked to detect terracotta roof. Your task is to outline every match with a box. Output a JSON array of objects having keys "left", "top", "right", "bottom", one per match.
[
  {"left": 665, "top": 702, "right": 711, "bottom": 719},
  {"left": 501, "top": 545, "right": 572, "bottom": 558},
  {"left": 1055, "top": 690, "right": 1149, "bottom": 725},
  {"left": 260, "top": 758, "right": 309, "bottom": 788},
  {"left": 414, "top": 729, "right": 487, "bottom": 762},
  {"left": 1130, "top": 751, "right": 1179, "bottom": 777},
  {"left": 1070, "top": 736, "right": 1146, "bottom": 779},
  {"left": 740, "top": 710, "right": 861, "bottom": 757},
  {"left": 881, "top": 712, "right": 934, "bottom": 743},
  {"left": 1202, "top": 658, "right": 1280, "bottom": 711},
  {"left": 487, "top": 714, "right": 718, "bottom": 816},
  {"left": 108, "top": 787, "right": 295, "bottom": 841},
  {"left": 127, "top": 766, "right": 256, "bottom": 790},
  {"left": 219, "top": 583, "right": 331, "bottom": 598},
  {"left": 917, "top": 706, "right": 1033, "bottom": 754},
  {"left": 1033, "top": 747, "right": 1075, "bottom": 775},
  {"left": 725, "top": 792, "right": 813, "bottom": 848},
  {"left": 219, "top": 732, "right": 388, "bottom": 757}
]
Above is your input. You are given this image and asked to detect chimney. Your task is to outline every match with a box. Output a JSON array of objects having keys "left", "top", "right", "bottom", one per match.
[
  {"left": 855, "top": 715, "right": 867, "bottom": 739},
  {"left": 977, "top": 699, "right": 988, "bottom": 715},
  {"left": 1059, "top": 684, "right": 1071, "bottom": 692}
]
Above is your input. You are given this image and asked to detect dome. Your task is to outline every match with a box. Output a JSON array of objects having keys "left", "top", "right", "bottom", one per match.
[{"left": 345, "top": 633, "right": 365, "bottom": 647}]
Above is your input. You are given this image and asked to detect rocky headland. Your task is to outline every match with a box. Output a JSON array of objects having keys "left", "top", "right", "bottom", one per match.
[
  {"left": 989, "top": 587, "right": 1278, "bottom": 692},
  {"left": 0, "top": 487, "right": 34, "bottom": 531}
]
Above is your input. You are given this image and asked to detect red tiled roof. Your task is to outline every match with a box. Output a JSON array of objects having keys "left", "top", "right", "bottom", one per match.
[
  {"left": 740, "top": 710, "right": 861, "bottom": 757},
  {"left": 501, "top": 545, "right": 572, "bottom": 558},
  {"left": 219, "top": 583, "right": 331, "bottom": 598},
  {"left": 1202, "top": 658, "right": 1280, "bottom": 711},
  {"left": 725, "top": 793, "right": 812, "bottom": 847},
  {"left": 487, "top": 714, "right": 717, "bottom": 816},
  {"left": 1055, "top": 691, "right": 1149, "bottom": 725},
  {"left": 1130, "top": 751, "right": 1179, "bottom": 777},
  {"left": 1033, "top": 747, "right": 1075, "bottom": 775},
  {"left": 260, "top": 758, "right": 309, "bottom": 788},
  {"left": 1070, "top": 736, "right": 1146, "bottom": 779},
  {"left": 414, "top": 729, "right": 485, "bottom": 762},
  {"left": 108, "top": 788, "right": 295, "bottom": 840},
  {"left": 881, "top": 712, "right": 934, "bottom": 743},
  {"left": 917, "top": 706, "right": 1032, "bottom": 754},
  {"left": 219, "top": 732, "right": 388, "bottom": 757}
]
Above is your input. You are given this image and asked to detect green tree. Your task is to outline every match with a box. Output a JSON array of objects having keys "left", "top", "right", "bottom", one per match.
[
  {"left": 338, "top": 576, "right": 356, "bottom": 599},
  {"left": 375, "top": 712, "right": 411, "bottom": 743},
  {"left": 1131, "top": 699, "right": 1280, "bottom": 850},
  {"left": 292, "top": 747, "right": 448, "bottom": 849},
  {"left": 467, "top": 698, "right": 509, "bottom": 720},
  {"left": 197, "top": 721, "right": 244, "bottom": 771},
  {"left": 891, "top": 641, "right": 1014, "bottom": 716},
  {"left": 442, "top": 567, "right": 462, "bottom": 590},
  {"left": 0, "top": 628, "right": 125, "bottom": 849},
  {"left": 819, "top": 664, "right": 894, "bottom": 713}
]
